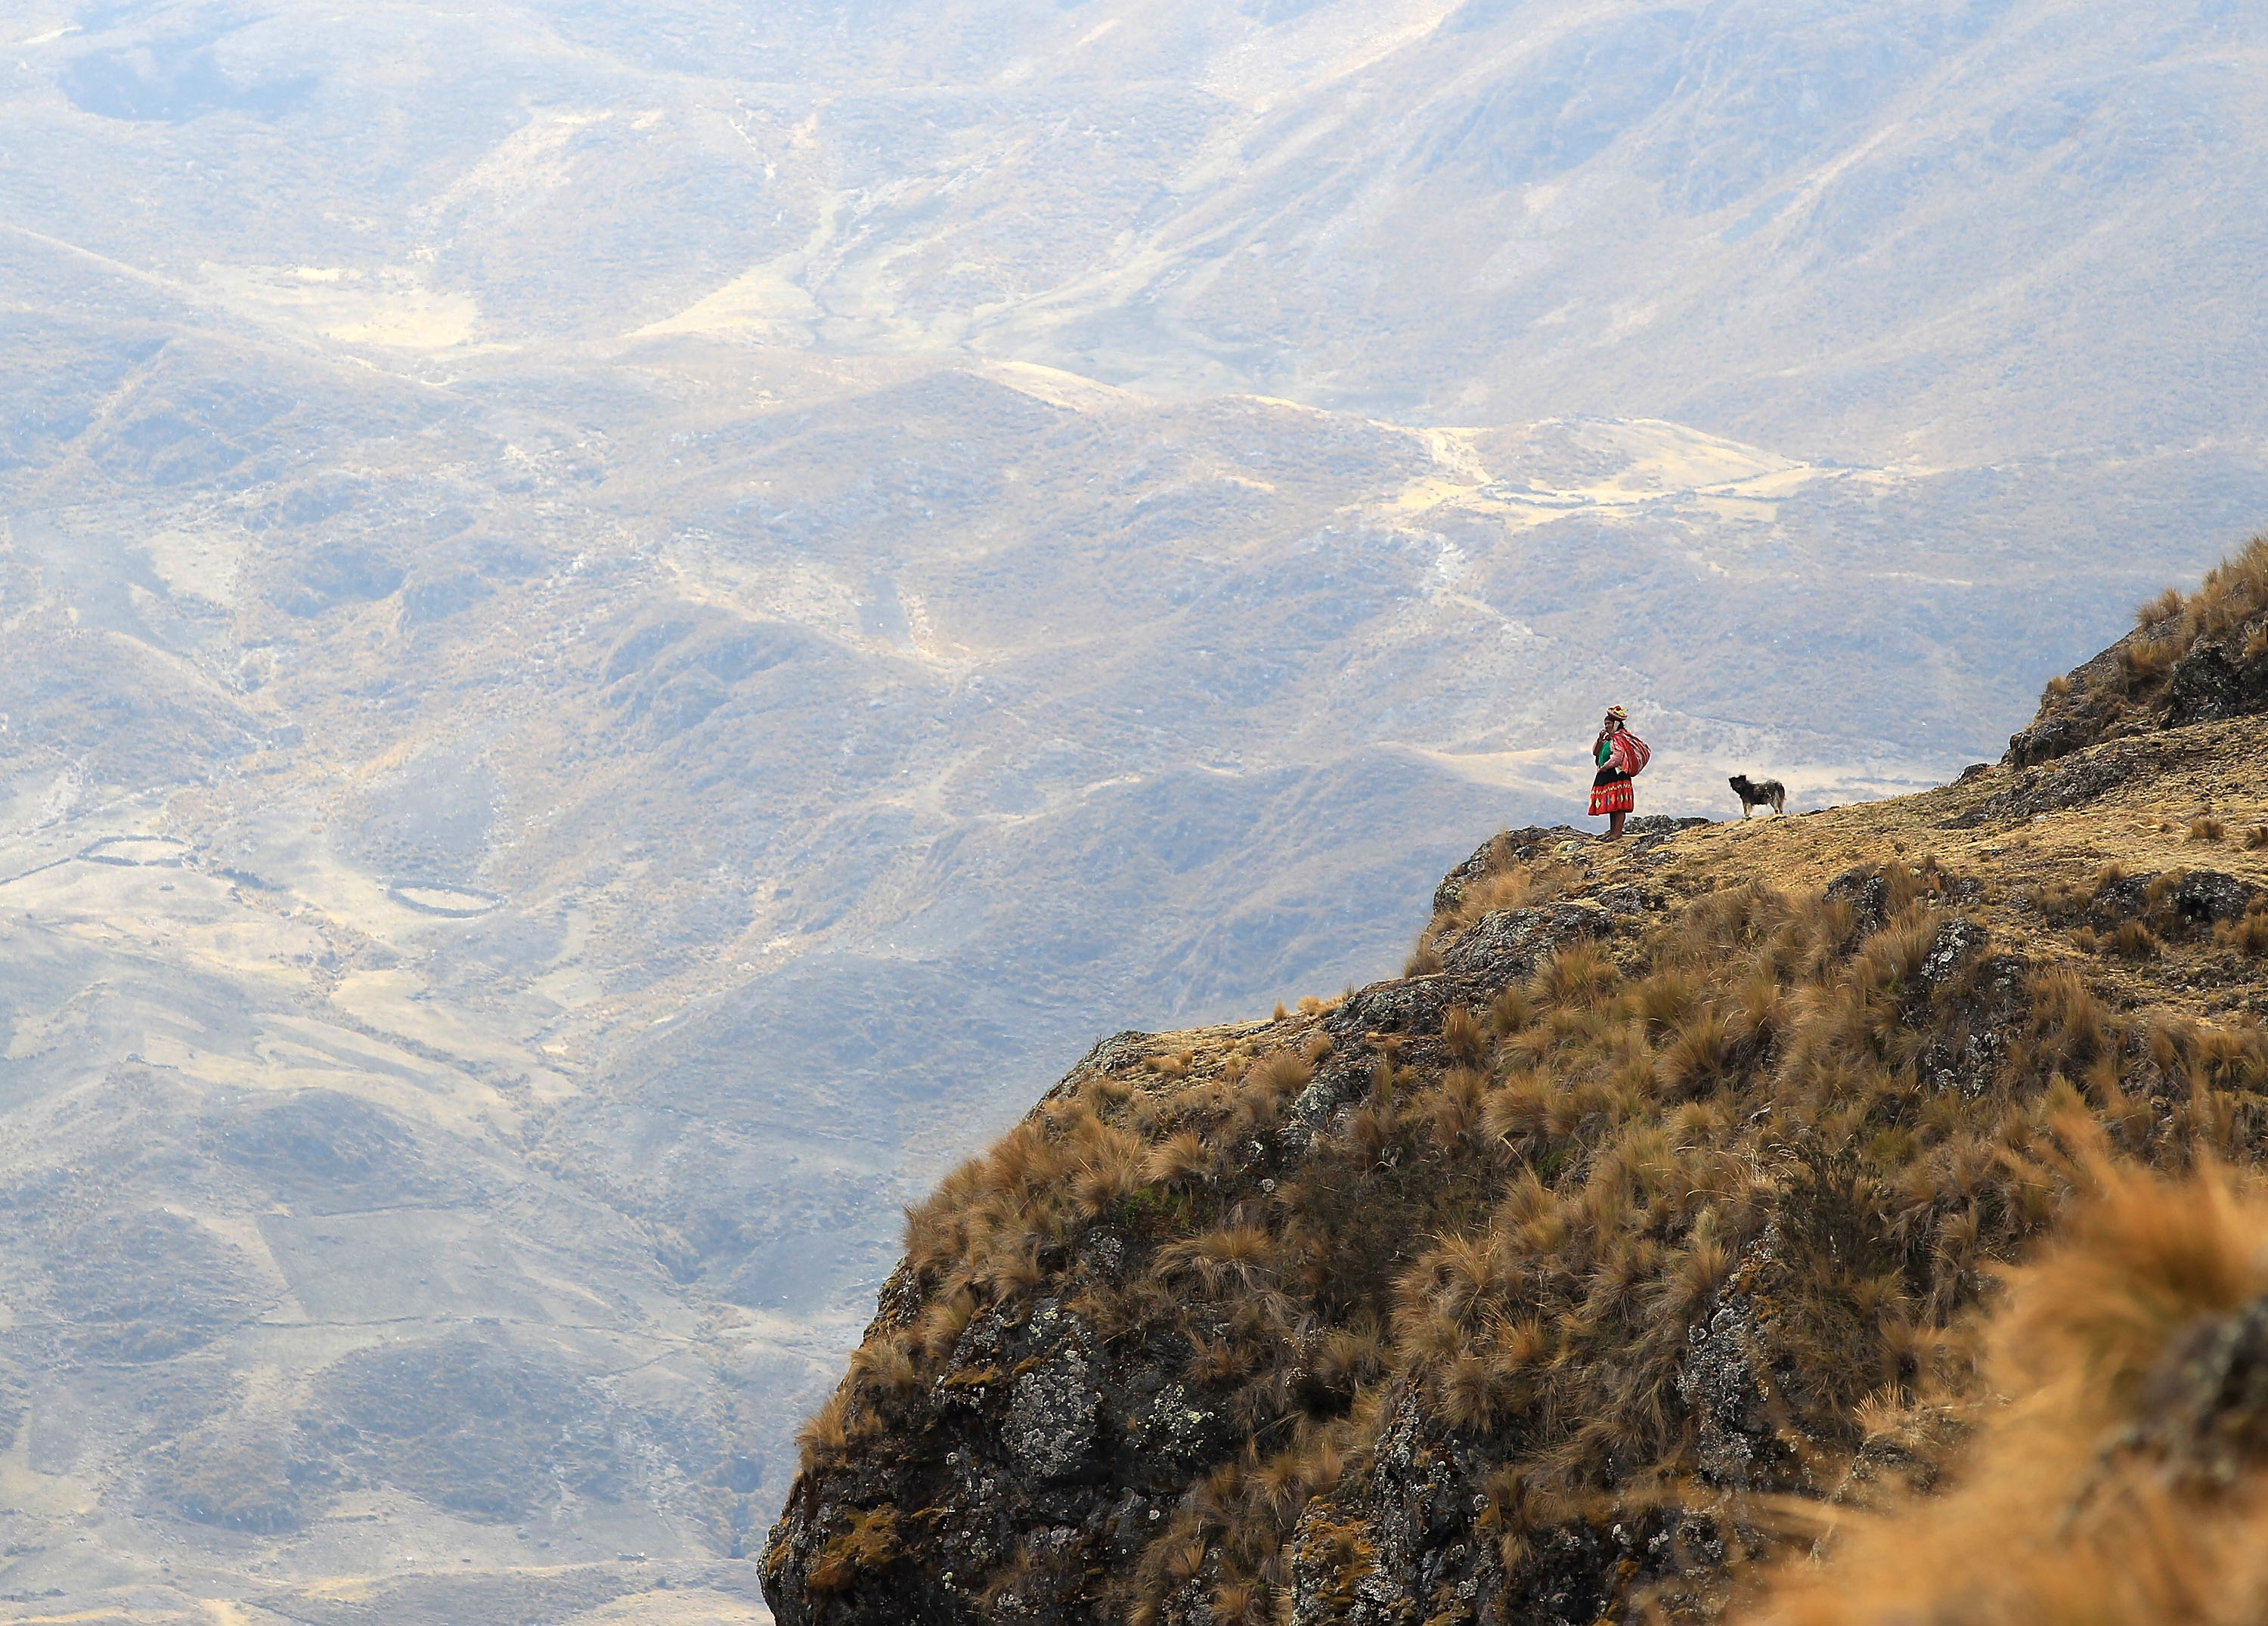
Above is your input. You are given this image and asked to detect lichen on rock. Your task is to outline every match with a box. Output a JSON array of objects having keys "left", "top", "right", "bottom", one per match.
[{"left": 1005, "top": 1306, "right": 1102, "bottom": 1483}]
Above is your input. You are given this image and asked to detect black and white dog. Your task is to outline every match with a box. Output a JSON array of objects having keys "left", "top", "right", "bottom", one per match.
[{"left": 1728, "top": 774, "right": 1786, "bottom": 818}]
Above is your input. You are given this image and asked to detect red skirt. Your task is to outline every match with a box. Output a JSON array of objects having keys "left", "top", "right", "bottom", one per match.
[{"left": 1588, "top": 773, "right": 1633, "bottom": 816}]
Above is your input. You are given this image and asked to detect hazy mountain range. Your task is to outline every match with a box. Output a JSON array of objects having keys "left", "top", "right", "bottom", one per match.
[{"left": 1, "top": 0, "right": 2263, "bottom": 1618}]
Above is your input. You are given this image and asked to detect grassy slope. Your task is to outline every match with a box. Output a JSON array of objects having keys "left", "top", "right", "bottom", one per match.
[{"left": 763, "top": 561, "right": 2268, "bottom": 1624}]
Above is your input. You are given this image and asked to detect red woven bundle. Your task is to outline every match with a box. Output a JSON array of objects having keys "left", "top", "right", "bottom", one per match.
[{"left": 1610, "top": 732, "right": 1651, "bottom": 776}]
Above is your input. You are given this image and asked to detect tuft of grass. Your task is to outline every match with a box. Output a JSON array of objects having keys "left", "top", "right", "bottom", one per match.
[
  {"left": 808, "top": 1506, "right": 900, "bottom": 1593},
  {"left": 1442, "top": 1005, "right": 1486, "bottom": 1064},
  {"left": 2111, "top": 540, "right": 2268, "bottom": 701},
  {"left": 1656, "top": 1007, "right": 1737, "bottom": 1098},
  {"left": 1251, "top": 1050, "right": 1315, "bottom": 1098},
  {"left": 2110, "top": 919, "right": 2161, "bottom": 959},
  {"left": 1409, "top": 850, "right": 1582, "bottom": 968},
  {"left": 848, "top": 1338, "right": 918, "bottom": 1399},
  {"left": 915, "top": 1289, "right": 975, "bottom": 1361},
  {"left": 2028, "top": 968, "right": 2110, "bottom": 1072},
  {"left": 2219, "top": 906, "right": 2268, "bottom": 956},
  {"left": 2188, "top": 815, "right": 2226, "bottom": 842},
  {"left": 795, "top": 1392, "right": 850, "bottom": 1465},
  {"left": 2135, "top": 583, "right": 2187, "bottom": 630},
  {"left": 1142, "top": 1129, "right": 1211, "bottom": 1189},
  {"left": 1743, "top": 1160, "right": 2268, "bottom": 1626},
  {"left": 1530, "top": 942, "right": 1616, "bottom": 1008},
  {"left": 2118, "top": 632, "right": 2179, "bottom": 687}
]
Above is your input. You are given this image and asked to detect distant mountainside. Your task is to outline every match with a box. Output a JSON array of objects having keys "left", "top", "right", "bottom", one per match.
[
  {"left": 19, "top": 0, "right": 2266, "bottom": 461},
  {"left": 2, "top": 0, "right": 2267, "bottom": 1619},
  {"left": 760, "top": 544, "right": 2268, "bottom": 1624}
]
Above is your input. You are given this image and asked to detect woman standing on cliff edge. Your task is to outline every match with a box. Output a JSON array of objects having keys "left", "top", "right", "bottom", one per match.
[{"left": 1588, "top": 705, "right": 1649, "bottom": 840}]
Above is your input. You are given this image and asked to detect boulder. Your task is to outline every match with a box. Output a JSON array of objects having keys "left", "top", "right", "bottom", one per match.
[{"left": 1437, "top": 900, "right": 1615, "bottom": 982}]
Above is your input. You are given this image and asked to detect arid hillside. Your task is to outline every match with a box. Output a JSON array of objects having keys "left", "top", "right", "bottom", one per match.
[
  {"left": 763, "top": 544, "right": 2268, "bottom": 1624},
  {"left": 8, "top": 2, "right": 2268, "bottom": 1619},
  {"left": 16, "top": 0, "right": 2268, "bottom": 465}
]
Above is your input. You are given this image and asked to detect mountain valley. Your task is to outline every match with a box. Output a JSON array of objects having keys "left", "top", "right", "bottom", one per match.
[{"left": 4, "top": 0, "right": 2268, "bottom": 1619}]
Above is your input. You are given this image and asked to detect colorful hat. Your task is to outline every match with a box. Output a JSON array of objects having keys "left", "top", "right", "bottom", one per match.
[{"left": 1604, "top": 705, "right": 1628, "bottom": 720}]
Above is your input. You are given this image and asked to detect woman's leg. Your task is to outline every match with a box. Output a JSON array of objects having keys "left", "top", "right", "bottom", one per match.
[{"left": 1606, "top": 810, "right": 1625, "bottom": 839}]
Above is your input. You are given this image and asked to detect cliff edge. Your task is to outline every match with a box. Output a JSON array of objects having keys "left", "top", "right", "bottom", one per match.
[
  {"left": 2007, "top": 535, "right": 2268, "bottom": 767},
  {"left": 763, "top": 545, "right": 2268, "bottom": 1626}
]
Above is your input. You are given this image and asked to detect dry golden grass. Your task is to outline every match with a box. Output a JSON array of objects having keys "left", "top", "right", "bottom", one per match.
[
  {"left": 807, "top": 1506, "right": 899, "bottom": 1594},
  {"left": 1744, "top": 1156, "right": 2268, "bottom": 1626},
  {"left": 1408, "top": 849, "right": 1582, "bottom": 972}
]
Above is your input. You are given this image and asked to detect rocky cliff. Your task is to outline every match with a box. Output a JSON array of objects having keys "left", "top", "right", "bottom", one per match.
[
  {"left": 2007, "top": 536, "right": 2268, "bottom": 767},
  {"left": 761, "top": 551, "right": 2268, "bottom": 1626}
]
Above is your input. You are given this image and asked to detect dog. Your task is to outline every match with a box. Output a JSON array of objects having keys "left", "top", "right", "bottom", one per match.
[{"left": 1728, "top": 774, "right": 1786, "bottom": 819}]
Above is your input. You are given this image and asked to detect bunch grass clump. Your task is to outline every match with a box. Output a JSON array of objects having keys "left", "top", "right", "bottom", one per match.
[
  {"left": 1408, "top": 843, "right": 1582, "bottom": 974},
  {"left": 1745, "top": 1154, "right": 2268, "bottom": 1626}
]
